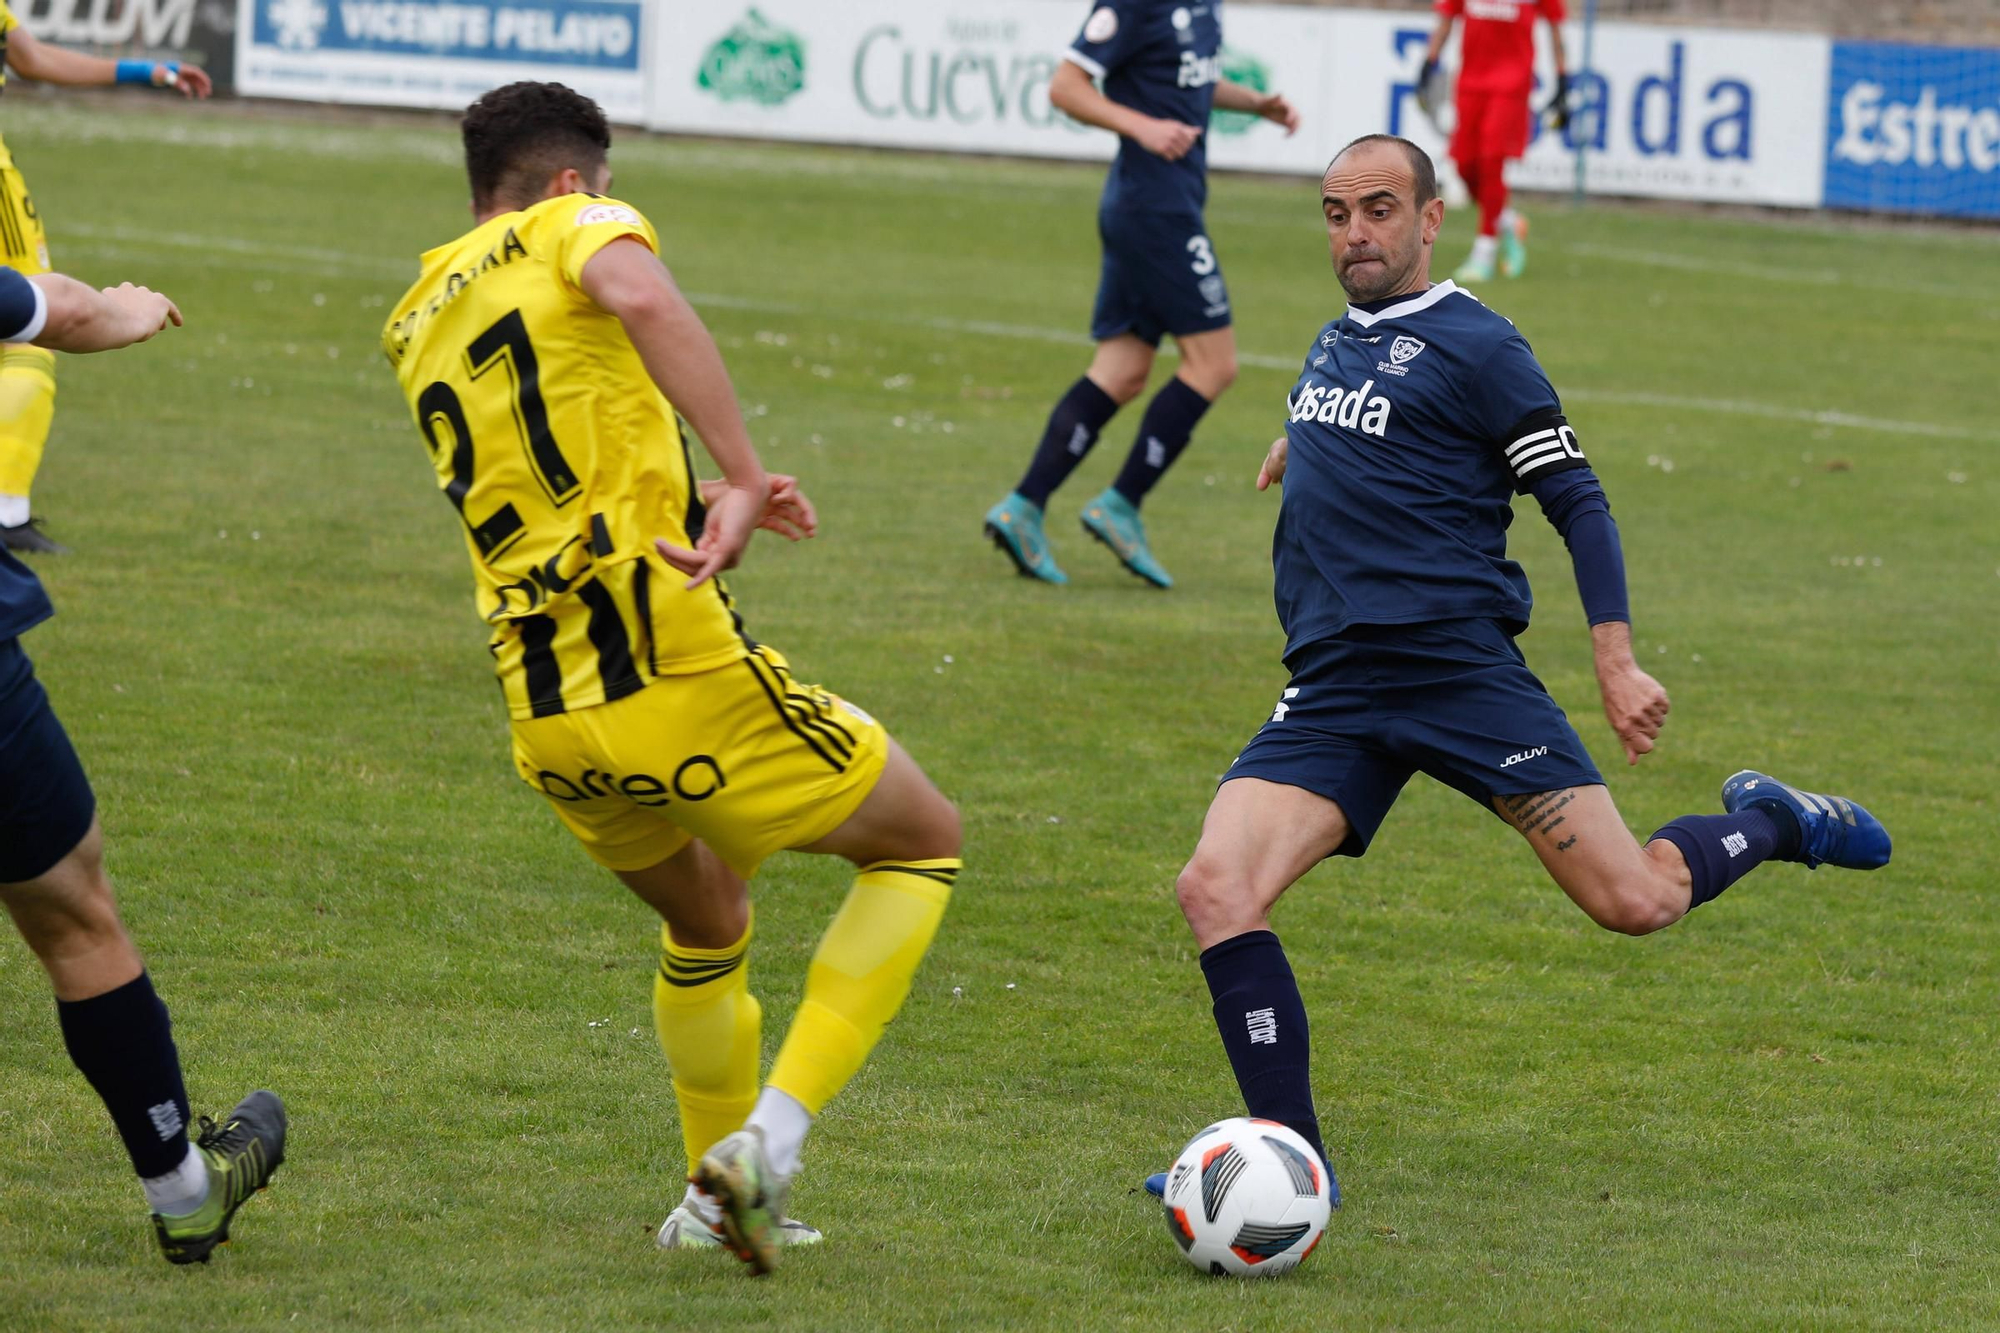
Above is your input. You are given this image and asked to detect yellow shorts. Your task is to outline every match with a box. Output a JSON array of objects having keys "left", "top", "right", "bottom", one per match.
[
  {"left": 0, "top": 158, "right": 50, "bottom": 273},
  {"left": 510, "top": 643, "right": 889, "bottom": 877}
]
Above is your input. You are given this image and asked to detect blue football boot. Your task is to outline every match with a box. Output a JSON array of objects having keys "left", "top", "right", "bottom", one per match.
[
  {"left": 1721, "top": 770, "right": 1892, "bottom": 871},
  {"left": 1079, "top": 488, "right": 1172, "bottom": 589},
  {"left": 983, "top": 493, "right": 1067, "bottom": 585},
  {"left": 1142, "top": 1172, "right": 1167, "bottom": 1198}
]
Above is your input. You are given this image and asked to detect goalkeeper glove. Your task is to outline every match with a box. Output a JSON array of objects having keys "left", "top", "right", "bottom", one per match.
[{"left": 1542, "top": 72, "right": 1573, "bottom": 133}]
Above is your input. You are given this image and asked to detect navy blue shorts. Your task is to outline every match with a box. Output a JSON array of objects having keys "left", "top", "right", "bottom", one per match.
[
  {"left": 1090, "top": 208, "right": 1232, "bottom": 346},
  {"left": 1226, "top": 619, "right": 1604, "bottom": 858},
  {"left": 0, "top": 638, "right": 96, "bottom": 882}
]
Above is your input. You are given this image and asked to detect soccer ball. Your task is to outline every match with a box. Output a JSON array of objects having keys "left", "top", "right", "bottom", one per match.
[{"left": 1160, "top": 1118, "right": 1332, "bottom": 1277}]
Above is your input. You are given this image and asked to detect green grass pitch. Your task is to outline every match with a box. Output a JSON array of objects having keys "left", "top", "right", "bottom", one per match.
[{"left": 1, "top": 97, "right": 1997, "bottom": 1330}]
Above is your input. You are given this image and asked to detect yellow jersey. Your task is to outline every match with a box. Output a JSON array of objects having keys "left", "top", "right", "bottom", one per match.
[
  {"left": 383, "top": 193, "right": 749, "bottom": 720},
  {"left": 0, "top": 2, "right": 19, "bottom": 169}
]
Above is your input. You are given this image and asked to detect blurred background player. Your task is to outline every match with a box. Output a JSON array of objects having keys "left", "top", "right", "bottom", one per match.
[
  {"left": 984, "top": 0, "right": 1298, "bottom": 589},
  {"left": 1421, "top": 0, "right": 1568, "bottom": 285},
  {"left": 1145, "top": 135, "right": 1889, "bottom": 1197},
  {"left": 0, "top": 1, "right": 212, "bottom": 553},
  {"left": 383, "top": 82, "right": 962, "bottom": 1275},
  {"left": 0, "top": 264, "right": 285, "bottom": 1265}
]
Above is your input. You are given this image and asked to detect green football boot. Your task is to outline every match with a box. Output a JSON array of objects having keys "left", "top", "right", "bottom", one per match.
[
  {"left": 151, "top": 1089, "right": 287, "bottom": 1265},
  {"left": 693, "top": 1126, "right": 790, "bottom": 1276},
  {"left": 984, "top": 493, "right": 1068, "bottom": 585},
  {"left": 1080, "top": 487, "right": 1172, "bottom": 588},
  {"left": 1500, "top": 212, "right": 1530, "bottom": 278}
]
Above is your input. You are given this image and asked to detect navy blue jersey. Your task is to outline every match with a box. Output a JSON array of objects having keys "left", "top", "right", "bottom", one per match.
[
  {"left": 1271, "top": 280, "right": 1587, "bottom": 660},
  {"left": 0, "top": 263, "right": 51, "bottom": 641},
  {"left": 1066, "top": 0, "right": 1222, "bottom": 215}
]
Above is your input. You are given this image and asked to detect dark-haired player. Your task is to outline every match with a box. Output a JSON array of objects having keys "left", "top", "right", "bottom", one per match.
[
  {"left": 1146, "top": 135, "right": 1888, "bottom": 1198},
  {"left": 984, "top": 0, "right": 1299, "bottom": 589},
  {"left": 382, "top": 81, "right": 962, "bottom": 1275},
  {"left": 1, "top": 265, "right": 285, "bottom": 1263},
  {"left": 1421, "top": 0, "right": 1567, "bottom": 284},
  {"left": 0, "top": 0, "right": 213, "bottom": 552}
]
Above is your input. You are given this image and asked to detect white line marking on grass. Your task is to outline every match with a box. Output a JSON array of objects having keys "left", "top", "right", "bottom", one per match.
[
  {"left": 1562, "top": 388, "right": 2000, "bottom": 442},
  {"left": 1563, "top": 241, "right": 1992, "bottom": 305},
  {"left": 46, "top": 217, "right": 1986, "bottom": 443}
]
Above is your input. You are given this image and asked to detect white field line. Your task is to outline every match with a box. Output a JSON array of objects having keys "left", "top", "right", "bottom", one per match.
[
  {"left": 54, "top": 222, "right": 1992, "bottom": 444},
  {"left": 1561, "top": 241, "right": 1995, "bottom": 306}
]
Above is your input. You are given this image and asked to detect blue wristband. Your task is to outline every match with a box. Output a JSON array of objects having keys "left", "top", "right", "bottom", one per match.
[{"left": 116, "top": 59, "right": 175, "bottom": 86}]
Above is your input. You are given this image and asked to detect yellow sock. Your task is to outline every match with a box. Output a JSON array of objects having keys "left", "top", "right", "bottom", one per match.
[
  {"left": 0, "top": 344, "right": 55, "bottom": 499},
  {"left": 767, "top": 859, "right": 958, "bottom": 1115},
  {"left": 652, "top": 916, "right": 761, "bottom": 1176}
]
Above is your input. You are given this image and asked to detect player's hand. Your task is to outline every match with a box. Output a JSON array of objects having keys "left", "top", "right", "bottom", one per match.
[
  {"left": 760, "top": 472, "right": 817, "bottom": 540},
  {"left": 102, "top": 282, "right": 181, "bottom": 344},
  {"left": 164, "top": 64, "right": 213, "bottom": 99},
  {"left": 1135, "top": 117, "right": 1203, "bottom": 161},
  {"left": 657, "top": 479, "right": 765, "bottom": 590},
  {"left": 1256, "top": 93, "right": 1302, "bottom": 136},
  {"left": 1598, "top": 662, "right": 1670, "bottom": 766},
  {"left": 1255, "top": 436, "right": 1288, "bottom": 491},
  {"left": 701, "top": 472, "right": 817, "bottom": 541}
]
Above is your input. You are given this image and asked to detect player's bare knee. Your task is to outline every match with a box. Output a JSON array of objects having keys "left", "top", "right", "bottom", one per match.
[
  {"left": 1201, "top": 356, "right": 1239, "bottom": 398},
  {"left": 1174, "top": 857, "right": 1247, "bottom": 937},
  {"left": 1099, "top": 366, "right": 1148, "bottom": 405}
]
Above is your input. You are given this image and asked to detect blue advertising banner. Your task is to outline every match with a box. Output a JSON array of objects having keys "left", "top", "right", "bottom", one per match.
[
  {"left": 1825, "top": 41, "right": 2000, "bottom": 219},
  {"left": 238, "top": 0, "right": 646, "bottom": 119},
  {"left": 249, "top": 0, "right": 640, "bottom": 70}
]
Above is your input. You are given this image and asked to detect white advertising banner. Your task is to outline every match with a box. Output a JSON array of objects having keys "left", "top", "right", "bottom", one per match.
[
  {"left": 1511, "top": 24, "right": 1831, "bottom": 208},
  {"left": 652, "top": 0, "right": 1340, "bottom": 177},
  {"left": 235, "top": 0, "right": 648, "bottom": 122},
  {"left": 654, "top": 3, "right": 1833, "bottom": 210}
]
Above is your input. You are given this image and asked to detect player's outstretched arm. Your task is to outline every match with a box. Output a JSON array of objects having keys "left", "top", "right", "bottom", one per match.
[
  {"left": 579, "top": 236, "right": 769, "bottom": 590},
  {"left": 1214, "top": 80, "right": 1301, "bottom": 135},
  {"left": 20, "top": 273, "right": 181, "bottom": 352},
  {"left": 1421, "top": 13, "right": 1456, "bottom": 75},
  {"left": 1050, "top": 59, "right": 1202, "bottom": 161},
  {"left": 4, "top": 26, "right": 211, "bottom": 96}
]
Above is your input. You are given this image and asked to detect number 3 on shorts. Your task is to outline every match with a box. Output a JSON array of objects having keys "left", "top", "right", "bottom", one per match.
[{"left": 1186, "top": 234, "right": 1216, "bottom": 275}]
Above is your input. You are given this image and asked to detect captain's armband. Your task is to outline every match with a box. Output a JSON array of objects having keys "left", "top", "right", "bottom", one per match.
[{"left": 1502, "top": 408, "right": 1587, "bottom": 488}]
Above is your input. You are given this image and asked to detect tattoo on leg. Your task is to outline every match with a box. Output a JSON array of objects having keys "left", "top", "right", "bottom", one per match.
[{"left": 1500, "top": 790, "right": 1579, "bottom": 848}]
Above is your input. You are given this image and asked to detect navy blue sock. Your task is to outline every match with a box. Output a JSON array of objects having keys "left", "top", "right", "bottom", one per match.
[
  {"left": 1111, "top": 377, "right": 1211, "bottom": 505},
  {"left": 56, "top": 972, "right": 193, "bottom": 1179},
  {"left": 1015, "top": 376, "right": 1120, "bottom": 509},
  {"left": 1650, "top": 809, "right": 1785, "bottom": 910},
  {"left": 1199, "top": 930, "right": 1325, "bottom": 1165}
]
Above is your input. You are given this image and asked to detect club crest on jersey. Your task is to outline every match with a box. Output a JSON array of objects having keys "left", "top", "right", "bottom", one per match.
[
  {"left": 1288, "top": 378, "right": 1392, "bottom": 437},
  {"left": 1378, "top": 336, "right": 1427, "bottom": 377},
  {"left": 576, "top": 203, "right": 640, "bottom": 226}
]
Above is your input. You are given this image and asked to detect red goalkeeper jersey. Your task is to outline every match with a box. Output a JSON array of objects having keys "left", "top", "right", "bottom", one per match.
[{"left": 1437, "top": 0, "right": 1565, "bottom": 98}]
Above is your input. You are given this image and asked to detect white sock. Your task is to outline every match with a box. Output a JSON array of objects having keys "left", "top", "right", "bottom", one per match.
[
  {"left": 1498, "top": 206, "right": 1522, "bottom": 235},
  {"left": 747, "top": 1087, "right": 812, "bottom": 1181},
  {"left": 680, "top": 1182, "right": 723, "bottom": 1226},
  {"left": 1469, "top": 234, "right": 1499, "bottom": 266},
  {"left": 0, "top": 494, "right": 28, "bottom": 528},
  {"left": 141, "top": 1143, "right": 210, "bottom": 1217}
]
